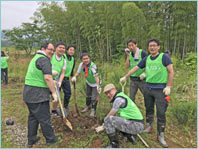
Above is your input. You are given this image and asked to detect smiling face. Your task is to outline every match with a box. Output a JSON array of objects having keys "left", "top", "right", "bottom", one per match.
[
  {"left": 67, "top": 47, "right": 75, "bottom": 56},
  {"left": 82, "top": 55, "right": 90, "bottom": 65},
  {"left": 148, "top": 41, "right": 160, "bottom": 56},
  {"left": 128, "top": 42, "right": 137, "bottom": 53},
  {"left": 56, "top": 44, "right": 65, "bottom": 57},
  {"left": 105, "top": 89, "right": 116, "bottom": 100},
  {"left": 45, "top": 43, "right": 55, "bottom": 59}
]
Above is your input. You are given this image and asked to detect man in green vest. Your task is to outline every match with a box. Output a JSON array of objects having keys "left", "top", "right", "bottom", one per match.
[
  {"left": 23, "top": 42, "right": 58, "bottom": 147},
  {"left": 96, "top": 84, "right": 144, "bottom": 148},
  {"left": 61, "top": 45, "right": 76, "bottom": 110},
  {"left": 1, "top": 51, "right": 9, "bottom": 85},
  {"left": 120, "top": 38, "right": 174, "bottom": 147},
  {"left": 71, "top": 53, "right": 101, "bottom": 117},
  {"left": 50, "top": 42, "right": 67, "bottom": 114},
  {"left": 125, "top": 39, "right": 148, "bottom": 102}
]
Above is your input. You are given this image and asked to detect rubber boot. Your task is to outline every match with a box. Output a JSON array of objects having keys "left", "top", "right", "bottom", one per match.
[
  {"left": 120, "top": 132, "right": 136, "bottom": 145},
  {"left": 157, "top": 123, "right": 168, "bottom": 148},
  {"left": 106, "top": 133, "right": 119, "bottom": 148},
  {"left": 89, "top": 108, "right": 96, "bottom": 117},
  {"left": 143, "top": 116, "right": 154, "bottom": 133},
  {"left": 143, "top": 123, "right": 153, "bottom": 133},
  {"left": 81, "top": 98, "right": 91, "bottom": 113}
]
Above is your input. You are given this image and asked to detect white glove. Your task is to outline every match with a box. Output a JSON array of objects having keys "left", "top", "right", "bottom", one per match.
[
  {"left": 52, "top": 92, "right": 58, "bottom": 102},
  {"left": 95, "top": 123, "right": 104, "bottom": 133},
  {"left": 139, "top": 72, "right": 146, "bottom": 80},
  {"left": 120, "top": 76, "right": 126, "bottom": 83},
  {"left": 58, "top": 82, "right": 62, "bottom": 88},
  {"left": 97, "top": 85, "right": 102, "bottom": 94},
  {"left": 125, "top": 48, "right": 130, "bottom": 52},
  {"left": 71, "top": 76, "right": 76, "bottom": 83},
  {"left": 52, "top": 70, "right": 58, "bottom": 77},
  {"left": 163, "top": 86, "right": 171, "bottom": 96}
]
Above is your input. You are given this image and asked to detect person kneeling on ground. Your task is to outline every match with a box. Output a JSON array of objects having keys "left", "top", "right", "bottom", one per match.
[{"left": 96, "top": 84, "right": 144, "bottom": 148}]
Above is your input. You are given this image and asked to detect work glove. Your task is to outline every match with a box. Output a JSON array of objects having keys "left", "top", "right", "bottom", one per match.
[
  {"left": 52, "top": 92, "right": 58, "bottom": 103},
  {"left": 163, "top": 86, "right": 171, "bottom": 96},
  {"left": 71, "top": 76, "right": 76, "bottom": 83},
  {"left": 95, "top": 123, "right": 104, "bottom": 133},
  {"left": 139, "top": 72, "right": 146, "bottom": 80},
  {"left": 52, "top": 70, "right": 58, "bottom": 77},
  {"left": 120, "top": 76, "right": 126, "bottom": 83},
  {"left": 58, "top": 82, "right": 62, "bottom": 88},
  {"left": 97, "top": 85, "right": 102, "bottom": 94}
]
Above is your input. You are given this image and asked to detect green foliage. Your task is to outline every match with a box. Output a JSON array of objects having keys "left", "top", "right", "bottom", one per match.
[
  {"left": 170, "top": 101, "right": 197, "bottom": 126},
  {"left": 183, "top": 52, "right": 197, "bottom": 73}
]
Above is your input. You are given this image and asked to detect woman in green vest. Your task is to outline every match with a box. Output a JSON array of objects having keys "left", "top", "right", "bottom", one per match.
[
  {"left": 61, "top": 45, "right": 76, "bottom": 109},
  {"left": 96, "top": 84, "right": 144, "bottom": 148},
  {"left": 125, "top": 39, "right": 148, "bottom": 102},
  {"left": 71, "top": 53, "right": 101, "bottom": 117},
  {"left": 1, "top": 51, "right": 9, "bottom": 85},
  {"left": 120, "top": 38, "right": 174, "bottom": 148}
]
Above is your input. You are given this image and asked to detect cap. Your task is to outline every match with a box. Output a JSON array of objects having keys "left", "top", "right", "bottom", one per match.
[{"left": 103, "top": 84, "right": 116, "bottom": 93}]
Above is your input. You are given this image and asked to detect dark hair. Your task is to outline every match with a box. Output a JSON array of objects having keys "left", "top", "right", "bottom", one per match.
[
  {"left": 147, "top": 38, "right": 160, "bottom": 46},
  {"left": 165, "top": 50, "right": 171, "bottom": 54},
  {"left": 127, "top": 39, "right": 137, "bottom": 45},
  {"left": 55, "top": 42, "right": 66, "bottom": 48},
  {"left": 66, "top": 44, "right": 75, "bottom": 51},
  {"left": 1, "top": 51, "right": 5, "bottom": 56},
  {"left": 40, "top": 42, "right": 50, "bottom": 50},
  {"left": 80, "top": 53, "right": 90, "bottom": 60}
]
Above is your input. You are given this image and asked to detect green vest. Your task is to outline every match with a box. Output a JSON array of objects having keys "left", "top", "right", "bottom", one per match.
[
  {"left": 51, "top": 54, "right": 65, "bottom": 79},
  {"left": 146, "top": 53, "right": 168, "bottom": 83},
  {"left": 82, "top": 62, "right": 96, "bottom": 84},
  {"left": 115, "top": 92, "right": 143, "bottom": 120},
  {"left": 25, "top": 54, "right": 48, "bottom": 88},
  {"left": 129, "top": 49, "right": 145, "bottom": 77},
  {"left": 64, "top": 54, "right": 74, "bottom": 77},
  {"left": 1, "top": 57, "right": 8, "bottom": 69}
]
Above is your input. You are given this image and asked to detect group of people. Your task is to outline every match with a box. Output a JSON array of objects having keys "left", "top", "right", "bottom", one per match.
[{"left": 22, "top": 38, "right": 174, "bottom": 148}]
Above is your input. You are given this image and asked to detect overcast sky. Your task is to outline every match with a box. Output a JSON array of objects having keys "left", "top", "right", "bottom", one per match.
[{"left": 1, "top": 1, "right": 39, "bottom": 30}]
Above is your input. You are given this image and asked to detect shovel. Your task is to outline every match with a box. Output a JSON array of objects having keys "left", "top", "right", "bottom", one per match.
[
  {"left": 73, "top": 82, "right": 80, "bottom": 115},
  {"left": 55, "top": 81, "right": 73, "bottom": 130},
  {"left": 120, "top": 80, "right": 149, "bottom": 148}
]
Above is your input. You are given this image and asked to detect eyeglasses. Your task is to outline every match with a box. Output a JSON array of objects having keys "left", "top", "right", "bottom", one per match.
[
  {"left": 47, "top": 48, "right": 55, "bottom": 52},
  {"left": 149, "top": 45, "right": 158, "bottom": 48}
]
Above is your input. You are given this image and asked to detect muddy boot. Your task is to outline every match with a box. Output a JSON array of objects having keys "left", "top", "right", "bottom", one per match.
[
  {"left": 89, "top": 108, "right": 96, "bottom": 117},
  {"left": 81, "top": 106, "right": 91, "bottom": 113},
  {"left": 143, "top": 123, "right": 153, "bottom": 133},
  {"left": 157, "top": 132, "right": 168, "bottom": 148},
  {"left": 106, "top": 133, "right": 119, "bottom": 148},
  {"left": 126, "top": 134, "right": 137, "bottom": 145},
  {"left": 157, "top": 123, "right": 168, "bottom": 148}
]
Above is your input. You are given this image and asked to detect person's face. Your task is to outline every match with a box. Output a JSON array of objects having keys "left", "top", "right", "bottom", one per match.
[
  {"left": 45, "top": 43, "right": 55, "bottom": 59},
  {"left": 56, "top": 45, "right": 65, "bottom": 57},
  {"left": 105, "top": 90, "right": 115, "bottom": 100},
  {"left": 82, "top": 55, "right": 90, "bottom": 65},
  {"left": 148, "top": 41, "right": 160, "bottom": 55},
  {"left": 67, "top": 47, "right": 75, "bottom": 56},
  {"left": 128, "top": 42, "right": 137, "bottom": 52}
]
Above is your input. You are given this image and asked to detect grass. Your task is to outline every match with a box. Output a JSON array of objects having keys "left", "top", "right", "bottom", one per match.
[{"left": 1, "top": 49, "right": 197, "bottom": 148}]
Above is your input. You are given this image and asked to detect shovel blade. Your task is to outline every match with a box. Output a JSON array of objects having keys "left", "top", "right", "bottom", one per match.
[{"left": 63, "top": 119, "right": 73, "bottom": 130}]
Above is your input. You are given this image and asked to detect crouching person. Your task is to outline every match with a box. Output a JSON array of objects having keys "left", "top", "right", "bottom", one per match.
[{"left": 96, "top": 84, "right": 144, "bottom": 148}]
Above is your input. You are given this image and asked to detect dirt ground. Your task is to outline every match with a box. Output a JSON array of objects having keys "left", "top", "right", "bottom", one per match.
[{"left": 1, "top": 80, "right": 197, "bottom": 148}]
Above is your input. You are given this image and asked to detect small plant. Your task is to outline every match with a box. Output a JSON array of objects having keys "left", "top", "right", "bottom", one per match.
[{"left": 170, "top": 101, "right": 197, "bottom": 126}]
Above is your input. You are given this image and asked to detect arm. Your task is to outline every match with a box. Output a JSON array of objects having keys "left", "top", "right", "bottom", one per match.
[
  {"left": 107, "top": 109, "right": 117, "bottom": 116},
  {"left": 125, "top": 52, "right": 130, "bottom": 68},
  {"left": 44, "top": 74, "right": 56, "bottom": 94},
  {"left": 166, "top": 64, "right": 174, "bottom": 86},
  {"left": 125, "top": 66, "right": 140, "bottom": 78},
  {"left": 94, "top": 76, "right": 100, "bottom": 87},
  {"left": 59, "top": 69, "right": 65, "bottom": 84}
]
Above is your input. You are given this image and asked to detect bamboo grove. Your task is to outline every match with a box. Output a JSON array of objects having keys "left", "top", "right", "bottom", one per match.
[{"left": 3, "top": 1, "right": 197, "bottom": 61}]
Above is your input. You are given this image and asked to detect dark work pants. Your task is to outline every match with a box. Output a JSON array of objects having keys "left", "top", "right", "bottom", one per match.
[
  {"left": 1, "top": 68, "right": 8, "bottom": 84},
  {"left": 144, "top": 86, "right": 168, "bottom": 125},
  {"left": 86, "top": 83, "right": 98, "bottom": 110},
  {"left": 61, "top": 77, "right": 71, "bottom": 108},
  {"left": 26, "top": 101, "right": 56, "bottom": 143}
]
